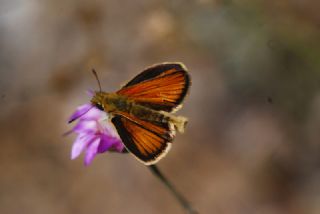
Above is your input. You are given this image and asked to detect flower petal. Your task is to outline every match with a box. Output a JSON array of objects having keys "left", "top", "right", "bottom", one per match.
[
  {"left": 80, "top": 107, "right": 106, "bottom": 121},
  {"left": 102, "top": 121, "right": 120, "bottom": 137},
  {"left": 97, "top": 136, "right": 114, "bottom": 153},
  {"left": 84, "top": 138, "right": 101, "bottom": 166},
  {"left": 69, "top": 104, "right": 93, "bottom": 123},
  {"left": 71, "top": 134, "right": 95, "bottom": 160},
  {"left": 112, "top": 140, "right": 125, "bottom": 152},
  {"left": 68, "top": 101, "right": 126, "bottom": 166},
  {"left": 73, "top": 120, "right": 98, "bottom": 134},
  {"left": 99, "top": 135, "right": 124, "bottom": 153}
]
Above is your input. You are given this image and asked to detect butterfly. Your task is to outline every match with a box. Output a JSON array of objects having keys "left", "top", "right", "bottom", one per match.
[{"left": 91, "top": 63, "right": 191, "bottom": 165}]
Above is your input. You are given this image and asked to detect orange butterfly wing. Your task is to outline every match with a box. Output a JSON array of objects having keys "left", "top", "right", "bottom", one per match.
[
  {"left": 116, "top": 63, "right": 190, "bottom": 112},
  {"left": 111, "top": 113, "right": 174, "bottom": 165}
]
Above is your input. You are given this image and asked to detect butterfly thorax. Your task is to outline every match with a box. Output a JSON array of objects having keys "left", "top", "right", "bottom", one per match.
[{"left": 91, "top": 92, "right": 125, "bottom": 112}]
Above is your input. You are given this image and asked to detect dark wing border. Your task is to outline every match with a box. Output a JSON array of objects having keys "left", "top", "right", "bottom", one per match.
[
  {"left": 111, "top": 115, "right": 172, "bottom": 165},
  {"left": 123, "top": 63, "right": 186, "bottom": 87},
  {"left": 119, "top": 62, "right": 191, "bottom": 112}
]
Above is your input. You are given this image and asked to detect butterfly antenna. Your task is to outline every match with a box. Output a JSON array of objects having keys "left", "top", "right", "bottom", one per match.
[{"left": 92, "top": 69, "right": 102, "bottom": 92}]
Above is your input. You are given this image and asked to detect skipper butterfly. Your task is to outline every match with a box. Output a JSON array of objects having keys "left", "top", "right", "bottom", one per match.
[{"left": 90, "top": 63, "right": 190, "bottom": 165}]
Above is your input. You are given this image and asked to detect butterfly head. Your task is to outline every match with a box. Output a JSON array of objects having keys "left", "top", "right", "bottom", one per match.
[{"left": 91, "top": 92, "right": 105, "bottom": 111}]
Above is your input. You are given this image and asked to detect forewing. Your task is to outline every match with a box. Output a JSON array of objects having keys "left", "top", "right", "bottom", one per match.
[
  {"left": 116, "top": 63, "right": 190, "bottom": 112},
  {"left": 111, "top": 115, "right": 173, "bottom": 165}
]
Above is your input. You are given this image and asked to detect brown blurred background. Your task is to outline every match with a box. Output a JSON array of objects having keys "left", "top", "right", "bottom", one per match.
[{"left": 1, "top": 0, "right": 320, "bottom": 213}]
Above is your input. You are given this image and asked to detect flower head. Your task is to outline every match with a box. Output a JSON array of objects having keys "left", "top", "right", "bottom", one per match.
[{"left": 67, "top": 103, "right": 125, "bottom": 166}]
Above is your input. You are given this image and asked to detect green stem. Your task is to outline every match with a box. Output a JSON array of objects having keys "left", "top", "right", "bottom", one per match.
[{"left": 148, "top": 165, "right": 198, "bottom": 214}]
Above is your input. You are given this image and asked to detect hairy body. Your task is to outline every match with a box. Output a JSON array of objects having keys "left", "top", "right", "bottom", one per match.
[{"left": 91, "top": 92, "right": 187, "bottom": 133}]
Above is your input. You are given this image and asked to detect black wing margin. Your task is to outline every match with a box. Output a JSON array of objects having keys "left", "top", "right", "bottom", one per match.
[
  {"left": 117, "top": 62, "right": 191, "bottom": 112},
  {"left": 111, "top": 115, "right": 172, "bottom": 165}
]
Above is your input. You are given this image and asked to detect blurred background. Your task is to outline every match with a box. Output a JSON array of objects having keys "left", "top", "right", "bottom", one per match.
[{"left": 1, "top": 0, "right": 320, "bottom": 213}]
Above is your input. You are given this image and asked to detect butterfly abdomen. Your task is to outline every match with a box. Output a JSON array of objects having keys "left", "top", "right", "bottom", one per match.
[
  {"left": 129, "top": 102, "right": 168, "bottom": 123},
  {"left": 128, "top": 101, "right": 187, "bottom": 133}
]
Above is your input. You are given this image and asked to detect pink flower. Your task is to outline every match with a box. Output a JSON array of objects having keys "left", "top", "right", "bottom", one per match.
[{"left": 67, "top": 104, "right": 125, "bottom": 166}]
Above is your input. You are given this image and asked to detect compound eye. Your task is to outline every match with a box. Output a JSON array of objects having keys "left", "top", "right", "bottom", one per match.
[{"left": 95, "top": 103, "right": 104, "bottom": 111}]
